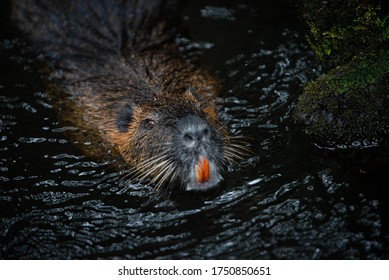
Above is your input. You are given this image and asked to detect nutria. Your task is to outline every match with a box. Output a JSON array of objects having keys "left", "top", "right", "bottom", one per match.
[{"left": 12, "top": 0, "right": 244, "bottom": 191}]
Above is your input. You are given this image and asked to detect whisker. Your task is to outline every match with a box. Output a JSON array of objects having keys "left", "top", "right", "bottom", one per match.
[
  {"left": 221, "top": 133, "right": 254, "bottom": 167},
  {"left": 155, "top": 163, "right": 176, "bottom": 190},
  {"left": 136, "top": 159, "right": 171, "bottom": 182},
  {"left": 126, "top": 156, "right": 170, "bottom": 183},
  {"left": 149, "top": 159, "right": 175, "bottom": 190},
  {"left": 135, "top": 153, "right": 170, "bottom": 170}
]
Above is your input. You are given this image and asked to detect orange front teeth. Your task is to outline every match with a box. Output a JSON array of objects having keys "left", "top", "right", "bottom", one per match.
[{"left": 197, "top": 157, "right": 210, "bottom": 183}]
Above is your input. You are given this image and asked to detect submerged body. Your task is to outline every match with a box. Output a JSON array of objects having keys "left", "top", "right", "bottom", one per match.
[{"left": 13, "top": 0, "right": 239, "bottom": 191}]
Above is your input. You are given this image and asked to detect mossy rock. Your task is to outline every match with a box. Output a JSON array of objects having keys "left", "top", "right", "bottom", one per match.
[
  {"left": 295, "top": 51, "right": 389, "bottom": 147},
  {"left": 293, "top": 0, "right": 389, "bottom": 69}
]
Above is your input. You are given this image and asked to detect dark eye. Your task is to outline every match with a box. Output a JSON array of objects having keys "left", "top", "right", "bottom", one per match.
[{"left": 144, "top": 118, "right": 155, "bottom": 130}]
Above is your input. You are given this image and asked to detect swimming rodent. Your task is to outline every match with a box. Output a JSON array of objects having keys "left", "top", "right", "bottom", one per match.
[{"left": 12, "top": 0, "right": 244, "bottom": 191}]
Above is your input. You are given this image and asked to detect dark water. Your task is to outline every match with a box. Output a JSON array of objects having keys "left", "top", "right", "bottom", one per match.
[{"left": 1, "top": 0, "right": 389, "bottom": 259}]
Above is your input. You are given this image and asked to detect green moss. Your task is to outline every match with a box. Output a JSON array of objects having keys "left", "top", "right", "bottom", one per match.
[
  {"left": 293, "top": 0, "right": 389, "bottom": 68},
  {"left": 295, "top": 51, "right": 389, "bottom": 146},
  {"left": 292, "top": 0, "right": 389, "bottom": 148}
]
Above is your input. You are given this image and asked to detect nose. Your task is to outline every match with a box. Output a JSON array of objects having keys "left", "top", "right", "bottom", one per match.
[{"left": 178, "top": 115, "right": 212, "bottom": 148}]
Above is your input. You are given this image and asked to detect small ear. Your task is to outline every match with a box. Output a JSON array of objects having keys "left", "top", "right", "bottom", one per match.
[
  {"left": 186, "top": 86, "right": 202, "bottom": 103},
  {"left": 116, "top": 103, "right": 133, "bottom": 133},
  {"left": 185, "top": 86, "right": 211, "bottom": 110}
]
